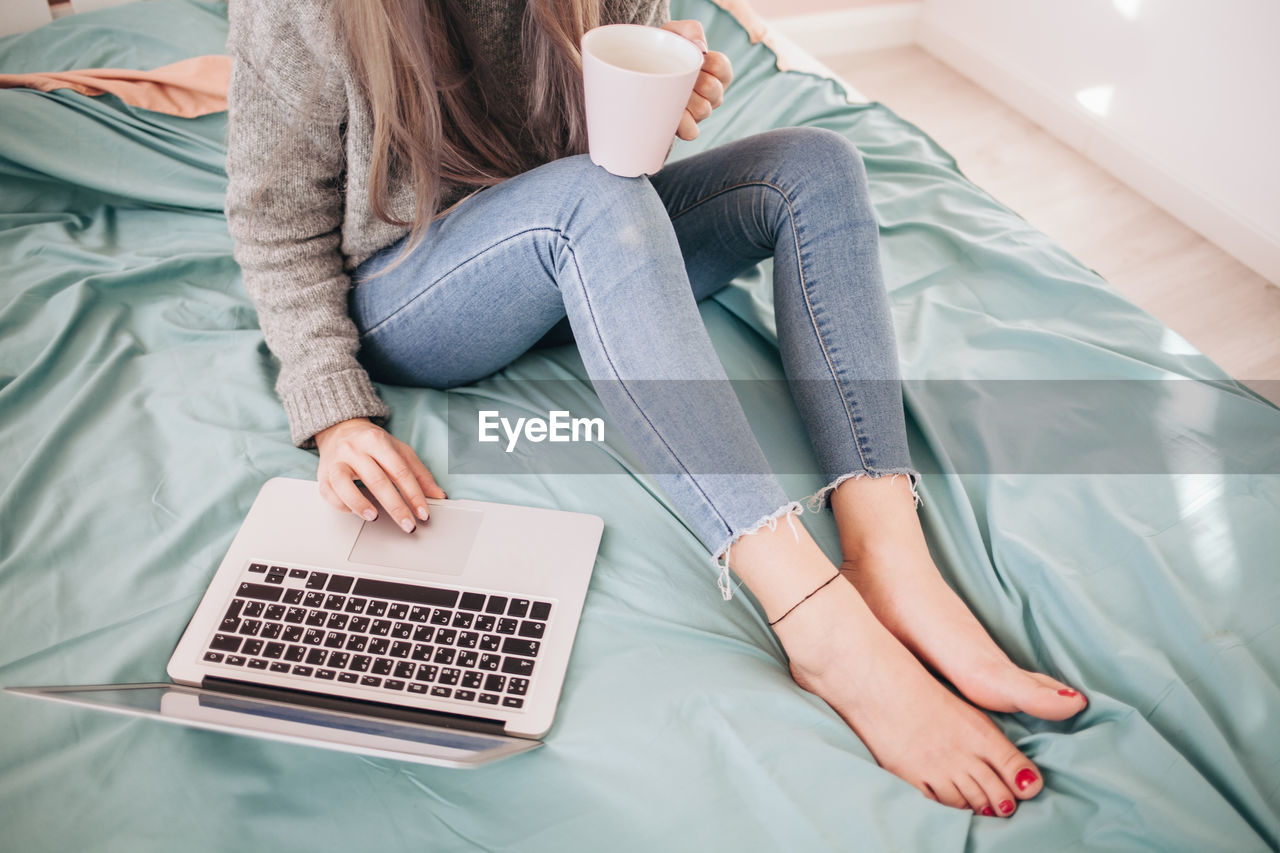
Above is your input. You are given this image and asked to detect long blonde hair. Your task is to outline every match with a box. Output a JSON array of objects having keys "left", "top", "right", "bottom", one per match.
[{"left": 335, "top": 0, "right": 600, "bottom": 274}]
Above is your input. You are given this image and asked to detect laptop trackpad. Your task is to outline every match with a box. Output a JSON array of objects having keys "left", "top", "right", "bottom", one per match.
[{"left": 348, "top": 504, "right": 483, "bottom": 577}]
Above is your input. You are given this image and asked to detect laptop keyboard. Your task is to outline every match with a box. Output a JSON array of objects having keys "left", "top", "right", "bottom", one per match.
[{"left": 200, "top": 562, "right": 553, "bottom": 712}]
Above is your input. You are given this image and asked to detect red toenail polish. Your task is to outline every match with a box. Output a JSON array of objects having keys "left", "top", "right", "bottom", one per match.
[
  {"left": 982, "top": 806, "right": 995, "bottom": 817},
  {"left": 1016, "top": 768, "right": 1038, "bottom": 790},
  {"left": 1058, "top": 688, "right": 1079, "bottom": 697},
  {"left": 999, "top": 800, "right": 1014, "bottom": 814}
]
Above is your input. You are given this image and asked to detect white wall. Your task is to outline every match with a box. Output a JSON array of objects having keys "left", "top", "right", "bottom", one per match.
[
  {"left": 0, "top": 0, "right": 53, "bottom": 38},
  {"left": 750, "top": 0, "right": 914, "bottom": 19},
  {"left": 917, "top": 0, "right": 1280, "bottom": 285}
]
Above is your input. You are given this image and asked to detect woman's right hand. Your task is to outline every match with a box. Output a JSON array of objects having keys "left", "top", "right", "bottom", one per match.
[{"left": 314, "top": 417, "right": 447, "bottom": 533}]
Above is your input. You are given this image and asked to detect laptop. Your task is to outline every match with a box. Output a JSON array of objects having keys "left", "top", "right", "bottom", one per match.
[{"left": 5, "top": 477, "right": 604, "bottom": 768}]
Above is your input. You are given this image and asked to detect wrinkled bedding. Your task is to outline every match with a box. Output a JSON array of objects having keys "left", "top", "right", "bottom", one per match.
[{"left": 1, "top": 1, "right": 1277, "bottom": 850}]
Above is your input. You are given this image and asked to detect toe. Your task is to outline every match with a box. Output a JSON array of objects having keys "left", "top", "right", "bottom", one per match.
[
  {"left": 1008, "top": 670, "right": 1088, "bottom": 721},
  {"left": 970, "top": 762, "right": 1016, "bottom": 818},
  {"left": 989, "top": 741, "right": 1043, "bottom": 800},
  {"left": 953, "top": 772, "right": 990, "bottom": 815},
  {"left": 924, "top": 778, "right": 971, "bottom": 812},
  {"left": 1030, "top": 671, "right": 1088, "bottom": 705},
  {"left": 1012, "top": 765, "right": 1042, "bottom": 798}
]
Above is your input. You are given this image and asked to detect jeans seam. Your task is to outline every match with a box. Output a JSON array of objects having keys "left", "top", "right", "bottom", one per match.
[
  {"left": 673, "top": 179, "right": 870, "bottom": 471},
  {"left": 362, "top": 227, "right": 554, "bottom": 337},
  {"left": 559, "top": 233, "right": 735, "bottom": 543},
  {"left": 668, "top": 179, "right": 779, "bottom": 224}
]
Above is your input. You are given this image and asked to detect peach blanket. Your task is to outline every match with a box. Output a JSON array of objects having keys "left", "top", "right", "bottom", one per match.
[{"left": 0, "top": 54, "right": 229, "bottom": 117}]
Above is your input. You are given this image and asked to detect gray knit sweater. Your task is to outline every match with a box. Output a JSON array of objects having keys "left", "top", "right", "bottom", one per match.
[{"left": 224, "top": 0, "right": 670, "bottom": 447}]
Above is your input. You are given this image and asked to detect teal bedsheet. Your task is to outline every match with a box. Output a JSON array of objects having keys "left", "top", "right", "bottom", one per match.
[{"left": 2, "top": 1, "right": 1277, "bottom": 850}]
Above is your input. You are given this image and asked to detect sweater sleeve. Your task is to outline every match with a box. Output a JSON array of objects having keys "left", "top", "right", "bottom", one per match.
[{"left": 223, "top": 0, "right": 389, "bottom": 449}]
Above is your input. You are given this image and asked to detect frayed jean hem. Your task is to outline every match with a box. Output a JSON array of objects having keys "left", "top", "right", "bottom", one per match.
[
  {"left": 803, "top": 467, "right": 922, "bottom": 513},
  {"left": 710, "top": 499, "right": 805, "bottom": 602}
]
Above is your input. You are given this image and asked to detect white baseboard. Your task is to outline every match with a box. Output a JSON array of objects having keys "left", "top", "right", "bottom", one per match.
[
  {"left": 771, "top": 2, "right": 921, "bottom": 58},
  {"left": 917, "top": 19, "right": 1280, "bottom": 287}
]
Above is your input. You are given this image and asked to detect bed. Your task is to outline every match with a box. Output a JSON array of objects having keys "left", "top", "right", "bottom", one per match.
[{"left": 2, "top": 1, "right": 1278, "bottom": 850}]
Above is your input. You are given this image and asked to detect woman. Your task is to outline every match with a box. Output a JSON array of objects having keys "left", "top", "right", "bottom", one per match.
[{"left": 224, "top": 0, "right": 1086, "bottom": 816}]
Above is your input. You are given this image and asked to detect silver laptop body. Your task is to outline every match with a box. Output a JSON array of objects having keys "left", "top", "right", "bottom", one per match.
[{"left": 6, "top": 477, "right": 604, "bottom": 768}]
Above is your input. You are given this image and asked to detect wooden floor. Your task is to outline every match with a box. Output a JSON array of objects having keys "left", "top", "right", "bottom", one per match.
[{"left": 825, "top": 46, "right": 1280, "bottom": 404}]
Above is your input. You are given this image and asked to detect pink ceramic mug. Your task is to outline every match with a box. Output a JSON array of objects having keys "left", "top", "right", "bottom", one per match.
[{"left": 581, "top": 24, "right": 704, "bottom": 177}]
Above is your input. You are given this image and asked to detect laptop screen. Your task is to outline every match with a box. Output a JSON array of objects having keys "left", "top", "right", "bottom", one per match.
[{"left": 8, "top": 684, "right": 537, "bottom": 767}]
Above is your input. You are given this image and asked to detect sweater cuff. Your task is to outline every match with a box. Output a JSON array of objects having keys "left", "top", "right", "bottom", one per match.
[{"left": 282, "top": 368, "right": 391, "bottom": 449}]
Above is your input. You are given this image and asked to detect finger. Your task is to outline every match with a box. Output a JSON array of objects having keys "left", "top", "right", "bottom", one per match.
[
  {"left": 394, "top": 438, "right": 447, "bottom": 502},
  {"left": 693, "top": 70, "right": 725, "bottom": 108},
  {"left": 351, "top": 455, "right": 418, "bottom": 533},
  {"left": 661, "top": 19, "right": 707, "bottom": 53},
  {"left": 685, "top": 92, "right": 713, "bottom": 123},
  {"left": 328, "top": 463, "right": 379, "bottom": 521},
  {"left": 370, "top": 437, "right": 431, "bottom": 523},
  {"left": 676, "top": 110, "right": 699, "bottom": 141},
  {"left": 316, "top": 478, "right": 346, "bottom": 513},
  {"left": 699, "top": 52, "right": 733, "bottom": 92}
]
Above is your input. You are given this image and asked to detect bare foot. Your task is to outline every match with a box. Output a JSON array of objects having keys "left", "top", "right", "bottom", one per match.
[
  {"left": 825, "top": 474, "right": 1086, "bottom": 722},
  {"left": 840, "top": 550, "right": 1087, "bottom": 722},
  {"left": 775, "top": 578, "right": 1045, "bottom": 816}
]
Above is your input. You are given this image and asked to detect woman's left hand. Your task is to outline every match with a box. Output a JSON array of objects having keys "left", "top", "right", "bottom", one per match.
[{"left": 661, "top": 20, "right": 734, "bottom": 141}]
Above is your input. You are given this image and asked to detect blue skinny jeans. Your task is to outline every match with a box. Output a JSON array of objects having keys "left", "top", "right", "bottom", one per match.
[{"left": 350, "top": 127, "right": 920, "bottom": 598}]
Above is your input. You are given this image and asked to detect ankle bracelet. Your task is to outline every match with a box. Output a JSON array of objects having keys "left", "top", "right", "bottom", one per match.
[{"left": 767, "top": 571, "right": 841, "bottom": 627}]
